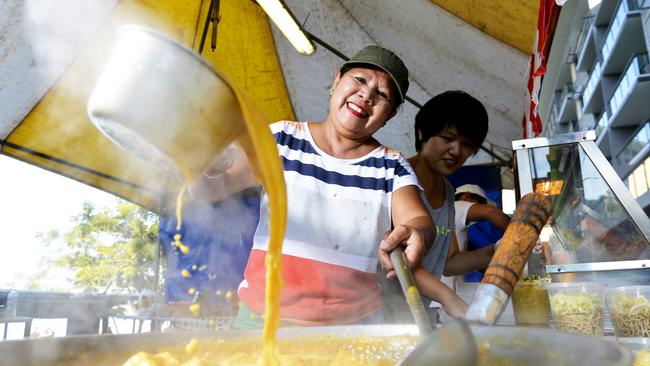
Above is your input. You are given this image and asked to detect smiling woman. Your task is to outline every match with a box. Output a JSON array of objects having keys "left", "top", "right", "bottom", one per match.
[
  {"left": 313, "top": 45, "right": 409, "bottom": 158},
  {"left": 188, "top": 45, "right": 436, "bottom": 333},
  {"left": 321, "top": 66, "right": 398, "bottom": 153}
]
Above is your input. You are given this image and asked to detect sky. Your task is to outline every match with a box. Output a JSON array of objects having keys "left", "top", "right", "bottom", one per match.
[{"left": 0, "top": 154, "right": 118, "bottom": 290}]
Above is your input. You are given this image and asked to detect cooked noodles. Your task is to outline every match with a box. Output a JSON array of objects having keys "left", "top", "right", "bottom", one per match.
[
  {"left": 609, "top": 294, "right": 650, "bottom": 337},
  {"left": 549, "top": 293, "right": 604, "bottom": 336}
]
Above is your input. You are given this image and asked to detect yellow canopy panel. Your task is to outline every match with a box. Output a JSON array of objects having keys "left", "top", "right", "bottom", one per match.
[
  {"left": 2, "top": 0, "right": 294, "bottom": 213},
  {"left": 429, "top": 0, "right": 539, "bottom": 54}
]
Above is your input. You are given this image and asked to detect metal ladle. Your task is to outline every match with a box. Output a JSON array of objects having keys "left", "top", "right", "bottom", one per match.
[{"left": 389, "top": 247, "right": 477, "bottom": 366}]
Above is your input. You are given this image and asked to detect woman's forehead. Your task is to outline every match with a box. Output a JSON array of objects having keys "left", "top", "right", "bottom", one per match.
[
  {"left": 346, "top": 66, "right": 391, "bottom": 80},
  {"left": 440, "top": 125, "right": 459, "bottom": 135},
  {"left": 440, "top": 125, "right": 475, "bottom": 143}
]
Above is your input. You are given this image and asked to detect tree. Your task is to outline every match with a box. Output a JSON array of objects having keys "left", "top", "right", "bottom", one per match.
[{"left": 43, "top": 200, "right": 161, "bottom": 294}]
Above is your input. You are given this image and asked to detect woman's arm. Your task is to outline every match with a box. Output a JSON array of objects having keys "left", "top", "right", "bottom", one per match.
[
  {"left": 444, "top": 233, "right": 495, "bottom": 276},
  {"left": 465, "top": 203, "right": 510, "bottom": 230},
  {"left": 188, "top": 151, "right": 259, "bottom": 204},
  {"left": 413, "top": 266, "right": 468, "bottom": 317},
  {"left": 378, "top": 185, "right": 435, "bottom": 278}
]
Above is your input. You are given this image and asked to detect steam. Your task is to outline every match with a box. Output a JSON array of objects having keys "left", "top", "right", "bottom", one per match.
[
  {"left": 4, "top": 0, "right": 257, "bottom": 296},
  {"left": 22, "top": 0, "right": 117, "bottom": 81},
  {"left": 0, "top": 0, "right": 116, "bottom": 133}
]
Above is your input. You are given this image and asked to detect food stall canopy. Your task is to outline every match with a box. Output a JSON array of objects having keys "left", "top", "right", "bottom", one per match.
[{"left": 0, "top": 0, "right": 540, "bottom": 212}]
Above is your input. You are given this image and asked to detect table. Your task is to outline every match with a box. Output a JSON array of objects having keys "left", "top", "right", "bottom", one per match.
[{"left": 112, "top": 314, "right": 235, "bottom": 334}]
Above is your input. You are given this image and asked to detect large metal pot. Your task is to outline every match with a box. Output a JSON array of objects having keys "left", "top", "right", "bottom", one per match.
[
  {"left": 0, "top": 324, "right": 633, "bottom": 366},
  {"left": 87, "top": 25, "right": 246, "bottom": 181}
]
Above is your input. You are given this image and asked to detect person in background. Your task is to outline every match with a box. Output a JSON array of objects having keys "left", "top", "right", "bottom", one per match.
[
  {"left": 158, "top": 187, "right": 261, "bottom": 317},
  {"left": 190, "top": 45, "right": 435, "bottom": 328},
  {"left": 381, "top": 90, "right": 491, "bottom": 323}
]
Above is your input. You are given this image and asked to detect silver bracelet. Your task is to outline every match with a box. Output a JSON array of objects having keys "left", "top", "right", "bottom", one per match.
[{"left": 203, "top": 171, "right": 225, "bottom": 179}]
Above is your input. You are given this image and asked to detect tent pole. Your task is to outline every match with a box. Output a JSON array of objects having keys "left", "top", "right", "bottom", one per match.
[
  {"left": 154, "top": 176, "right": 173, "bottom": 294},
  {"left": 0, "top": 139, "right": 154, "bottom": 193},
  {"left": 198, "top": 0, "right": 221, "bottom": 54}
]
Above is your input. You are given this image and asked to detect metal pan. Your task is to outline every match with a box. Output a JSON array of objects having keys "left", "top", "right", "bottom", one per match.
[
  {"left": 87, "top": 25, "right": 246, "bottom": 181},
  {"left": 0, "top": 324, "right": 632, "bottom": 366}
]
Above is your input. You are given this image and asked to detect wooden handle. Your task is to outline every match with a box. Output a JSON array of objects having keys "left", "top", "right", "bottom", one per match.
[
  {"left": 389, "top": 247, "right": 433, "bottom": 336},
  {"left": 481, "top": 193, "right": 552, "bottom": 295}
]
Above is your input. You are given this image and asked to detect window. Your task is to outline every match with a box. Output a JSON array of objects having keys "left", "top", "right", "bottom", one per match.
[
  {"left": 626, "top": 154, "right": 650, "bottom": 198},
  {"left": 618, "top": 122, "right": 650, "bottom": 164}
]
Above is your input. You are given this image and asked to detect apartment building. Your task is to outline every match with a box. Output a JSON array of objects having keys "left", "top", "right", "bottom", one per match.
[{"left": 539, "top": 0, "right": 650, "bottom": 213}]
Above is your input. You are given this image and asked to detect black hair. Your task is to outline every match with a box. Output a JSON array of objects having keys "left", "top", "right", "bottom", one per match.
[
  {"left": 414, "top": 90, "right": 488, "bottom": 152},
  {"left": 339, "top": 64, "right": 403, "bottom": 111}
]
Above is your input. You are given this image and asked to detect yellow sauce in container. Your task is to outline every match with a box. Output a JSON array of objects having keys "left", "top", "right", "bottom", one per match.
[
  {"left": 635, "top": 349, "right": 650, "bottom": 366},
  {"left": 511, "top": 277, "right": 550, "bottom": 326}
]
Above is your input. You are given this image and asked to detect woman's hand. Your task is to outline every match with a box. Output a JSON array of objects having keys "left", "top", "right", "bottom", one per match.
[
  {"left": 381, "top": 185, "right": 435, "bottom": 278},
  {"left": 202, "top": 143, "right": 241, "bottom": 178},
  {"left": 378, "top": 224, "right": 428, "bottom": 278},
  {"left": 188, "top": 145, "right": 258, "bottom": 204}
]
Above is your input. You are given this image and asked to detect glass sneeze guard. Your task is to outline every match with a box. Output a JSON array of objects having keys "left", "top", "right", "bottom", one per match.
[{"left": 513, "top": 130, "right": 650, "bottom": 285}]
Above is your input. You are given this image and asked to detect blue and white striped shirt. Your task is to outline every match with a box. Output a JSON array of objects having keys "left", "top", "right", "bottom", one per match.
[{"left": 240, "top": 121, "right": 421, "bottom": 324}]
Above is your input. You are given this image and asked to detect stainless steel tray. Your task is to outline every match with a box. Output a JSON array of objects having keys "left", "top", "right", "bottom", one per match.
[{"left": 0, "top": 324, "right": 633, "bottom": 366}]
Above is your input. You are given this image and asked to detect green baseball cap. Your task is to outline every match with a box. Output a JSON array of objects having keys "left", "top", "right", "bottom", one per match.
[{"left": 341, "top": 45, "right": 410, "bottom": 104}]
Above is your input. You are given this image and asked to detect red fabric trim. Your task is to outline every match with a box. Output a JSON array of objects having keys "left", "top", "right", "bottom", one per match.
[
  {"left": 523, "top": 0, "right": 562, "bottom": 137},
  {"left": 239, "top": 249, "right": 382, "bottom": 325}
]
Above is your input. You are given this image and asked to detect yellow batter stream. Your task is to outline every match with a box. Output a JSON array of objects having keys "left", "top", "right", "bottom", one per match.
[
  {"left": 233, "top": 89, "right": 287, "bottom": 366},
  {"left": 163, "top": 88, "right": 287, "bottom": 365}
]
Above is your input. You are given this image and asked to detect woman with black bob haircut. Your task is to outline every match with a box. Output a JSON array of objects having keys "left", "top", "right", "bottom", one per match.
[
  {"left": 414, "top": 90, "right": 488, "bottom": 154},
  {"left": 382, "top": 90, "right": 491, "bottom": 322}
]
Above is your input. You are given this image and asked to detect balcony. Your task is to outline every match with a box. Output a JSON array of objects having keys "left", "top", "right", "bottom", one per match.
[
  {"left": 595, "top": 110, "right": 610, "bottom": 137},
  {"left": 609, "top": 53, "right": 650, "bottom": 128},
  {"left": 601, "top": 0, "right": 645, "bottom": 74},
  {"left": 634, "top": 0, "right": 650, "bottom": 8},
  {"left": 596, "top": 111, "right": 612, "bottom": 157},
  {"left": 617, "top": 121, "right": 650, "bottom": 167},
  {"left": 554, "top": 83, "right": 578, "bottom": 124},
  {"left": 625, "top": 154, "right": 650, "bottom": 199},
  {"left": 594, "top": 0, "right": 619, "bottom": 26},
  {"left": 582, "top": 60, "right": 603, "bottom": 113},
  {"left": 576, "top": 16, "right": 597, "bottom": 72}
]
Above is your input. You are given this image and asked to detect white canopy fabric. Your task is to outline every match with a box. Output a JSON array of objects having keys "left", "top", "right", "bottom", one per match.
[{"left": 273, "top": 0, "right": 530, "bottom": 164}]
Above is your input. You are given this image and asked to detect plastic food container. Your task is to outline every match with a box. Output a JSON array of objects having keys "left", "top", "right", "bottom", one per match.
[
  {"left": 546, "top": 282, "right": 606, "bottom": 336},
  {"left": 512, "top": 277, "right": 551, "bottom": 326},
  {"left": 606, "top": 285, "right": 650, "bottom": 342}
]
